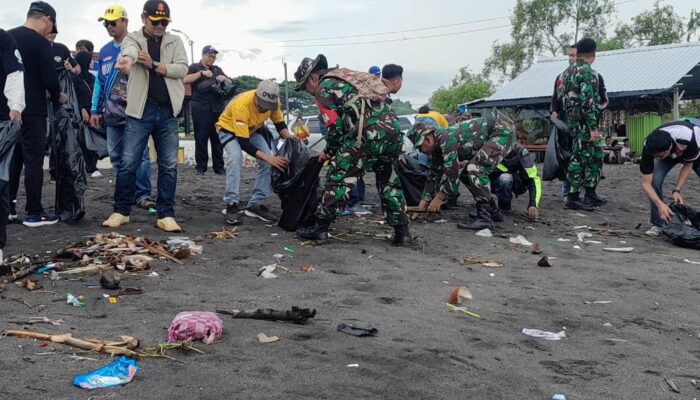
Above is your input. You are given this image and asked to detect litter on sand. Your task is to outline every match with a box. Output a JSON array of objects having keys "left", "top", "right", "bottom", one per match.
[
  {"left": 337, "top": 323, "right": 378, "bottom": 337},
  {"left": 521, "top": 328, "right": 566, "bottom": 341},
  {"left": 66, "top": 292, "right": 85, "bottom": 307},
  {"left": 475, "top": 229, "right": 493, "bottom": 238},
  {"left": 558, "top": 238, "right": 571, "bottom": 242},
  {"left": 206, "top": 227, "right": 240, "bottom": 239},
  {"left": 576, "top": 232, "right": 593, "bottom": 242},
  {"left": 73, "top": 356, "right": 139, "bottom": 389},
  {"left": 458, "top": 257, "right": 503, "bottom": 268},
  {"left": 537, "top": 256, "right": 552, "bottom": 267},
  {"left": 446, "top": 286, "right": 473, "bottom": 305},
  {"left": 445, "top": 303, "right": 480, "bottom": 318},
  {"left": 603, "top": 247, "right": 634, "bottom": 253},
  {"left": 167, "top": 311, "right": 224, "bottom": 345},
  {"left": 259, "top": 264, "right": 278, "bottom": 279},
  {"left": 257, "top": 333, "right": 280, "bottom": 343},
  {"left": 531, "top": 243, "right": 543, "bottom": 254},
  {"left": 509, "top": 235, "right": 533, "bottom": 247},
  {"left": 584, "top": 300, "right": 612, "bottom": 304},
  {"left": 683, "top": 258, "right": 700, "bottom": 265},
  {"left": 347, "top": 364, "right": 360, "bottom": 368}
]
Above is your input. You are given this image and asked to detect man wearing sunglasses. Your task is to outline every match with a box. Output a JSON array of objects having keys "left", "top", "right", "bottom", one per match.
[
  {"left": 91, "top": 5, "right": 155, "bottom": 212},
  {"left": 184, "top": 45, "right": 230, "bottom": 176},
  {"left": 8, "top": 1, "right": 68, "bottom": 228},
  {"left": 104, "top": 0, "right": 188, "bottom": 233}
]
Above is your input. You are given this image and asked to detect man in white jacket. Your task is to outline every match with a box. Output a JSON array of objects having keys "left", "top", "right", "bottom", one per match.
[{"left": 0, "top": 28, "right": 25, "bottom": 269}]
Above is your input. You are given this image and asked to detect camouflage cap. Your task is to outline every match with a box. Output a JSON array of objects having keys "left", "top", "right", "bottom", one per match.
[
  {"left": 294, "top": 54, "right": 328, "bottom": 91},
  {"left": 407, "top": 122, "right": 436, "bottom": 149}
]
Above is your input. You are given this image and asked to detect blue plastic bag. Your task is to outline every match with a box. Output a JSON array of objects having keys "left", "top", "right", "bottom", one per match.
[{"left": 73, "top": 356, "right": 139, "bottom": 389}]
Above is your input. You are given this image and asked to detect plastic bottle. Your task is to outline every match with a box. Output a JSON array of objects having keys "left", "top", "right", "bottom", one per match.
[{"left": 552, "top": 395, "right": 566, "bottom": 400}]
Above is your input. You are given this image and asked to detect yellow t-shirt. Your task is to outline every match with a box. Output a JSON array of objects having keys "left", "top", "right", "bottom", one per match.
[
  {"left": 215, "top": 90, "right": 285, "bottom": 139},
  {"left": 416, "top": 111, "right": 449, "bottom": 128}
]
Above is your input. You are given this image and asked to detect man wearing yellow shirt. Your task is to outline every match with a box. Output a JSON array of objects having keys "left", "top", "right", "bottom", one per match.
[
  {"left": 415, "top": 105, "right": 449, "bottom": 128},
  {"left": 216, "top": 80, "right": 293, "bottom": 225}
]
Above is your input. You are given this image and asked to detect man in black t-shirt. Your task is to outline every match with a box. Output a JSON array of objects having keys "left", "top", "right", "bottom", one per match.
[
  {"left": 0, "top": 28, "right": 25, "bottom": 269},
  {"left": 8, "top": 1, "right": 68, "bottom": 228},
  {"left": 639, "top": 120, "right": 700, "bottom": 237},
  {"left": 183, "top": 45, "right": 231, "bottom": 175},
  {"left": 46, "top": 31, "right": 79, "bottom": 75}
]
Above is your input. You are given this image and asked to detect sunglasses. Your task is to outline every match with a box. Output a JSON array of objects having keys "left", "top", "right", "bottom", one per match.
[
  {"left": 150, "top": 19, "right": 169, "bottom": 27},
  {"left": 103, "top": 20, "right": 118, "bottom": 28}
]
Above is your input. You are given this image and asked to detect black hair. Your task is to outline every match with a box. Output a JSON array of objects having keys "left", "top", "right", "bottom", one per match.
[
  {"left": 27, "top": 10, "right": 47, "bottom": 19},
  {"left": 576, "top": 38, "right": 597, "bottom": 55},
  {"left": 418, "top": 104, "right": 430, "bottom": 114},
  {"left": 569, "top": 44, "right": 577, "bottom": 49},
  {"left": 382, "top": 64, "right": 403, "bottom": 80},
  {"left": 611, "top": 139, "right": 619, "bottom": 147},
  {"left": 76, "top": 39, "right": 94, "bottom": 53},
  {"left": 645, "top": 130, "right": 673, "bottom": 154},
  {"left": 623, "top": 138, "right": 629, "bottom": 143}
]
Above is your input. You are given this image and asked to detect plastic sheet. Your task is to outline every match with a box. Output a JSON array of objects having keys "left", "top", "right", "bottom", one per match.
[
  {"left": 662, "top": 203, "right": 700, "bottom": 249},
  {"left": 542, "top": 118, "right": 571, "bottom": 181},
  {"left": 73, "top": 356, "right": 139, "bottom": 389}
]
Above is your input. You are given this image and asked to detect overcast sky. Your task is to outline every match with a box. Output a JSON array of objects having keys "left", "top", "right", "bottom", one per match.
[{"left": 0, "top": 0, "right": 696, "bottom": 105}]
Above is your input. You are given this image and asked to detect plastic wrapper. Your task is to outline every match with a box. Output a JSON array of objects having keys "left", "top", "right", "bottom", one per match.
[
  {"left": 167, "top": 311, "right": 223, "bottom": 344},
  {"left": 662, "top": 203, "right": 700, "bottom": 249},
  {"left": 542, "top": 118, "right": 571, "bottom": 181},
  {"left": 52, "top": 70, "right": 87, "bottom": 222},
  {"left": 0, "top": 121, "right": 21, "bottom": 182},
  {"left": 272, "top": 140, "right": 323, "bottom": 231},
  {"left": 73, "top": 356, "right": 139, "bottom": 389}
]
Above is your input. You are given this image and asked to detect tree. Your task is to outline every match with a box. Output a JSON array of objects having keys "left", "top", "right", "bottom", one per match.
[
  {"left": 613, "top": 1, "right": 698, "bottom": 47},
  {"left": 430, "top": 68, "right": 493, "bottom": 114},
  {"left": 391, "top": 99, "right": 416, "bottom": 115},
  {"left": 483, "top": 0, "right": 615, "bottom": 82}
]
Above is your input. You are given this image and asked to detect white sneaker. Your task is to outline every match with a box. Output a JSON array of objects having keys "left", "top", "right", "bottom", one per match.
[
  {"left": 645, "top": 225, "right": 662, "bottom": 237},
  {"left": 351, "top": 204, "right": 371, "bottom": 216},
  {"left": 91, "top": 170, "right": 104, "bottom": 178}
]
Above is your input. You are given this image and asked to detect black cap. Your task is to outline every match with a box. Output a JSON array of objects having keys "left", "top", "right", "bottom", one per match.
[
  {"left": 142, "top": 0, "right": 171, "bottom": 21},
  {"left": 29, "top": 1, "right": 57, "bottom": 31}
]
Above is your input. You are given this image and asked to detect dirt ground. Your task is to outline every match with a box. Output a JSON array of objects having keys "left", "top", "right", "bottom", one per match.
[{"left": 1, "top": 162, "right": 699, "bottom": 400}]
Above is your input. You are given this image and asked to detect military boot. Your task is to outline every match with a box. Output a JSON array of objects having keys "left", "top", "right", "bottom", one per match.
[
  {"left": 390, "top": 224, "right": 413, "bottom": 247},
  {"left": 296, "top": 219, "right": 331, "bottom": 240},
  {"left": 583, "top": 188, "right": 607, "bottom": 207},
  {"left": 468, "top": 198, "right": 504, "bottom": 222},
  {"left": 564, "top": 193, "right": 595, "bottom": 211},
  {"left": 457, "top": 202, "right": 494, "bottom": 230}
]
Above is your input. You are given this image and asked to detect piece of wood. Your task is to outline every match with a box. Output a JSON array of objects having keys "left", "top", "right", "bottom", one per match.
[
  {"left": 0, "top": 264, "right": 40, "bottom": 288},
  {"left": 2, "top": 330, "right": 139, "bottom": 357},
  {"left": 142, "top": 241, "right": 183, "bottom": 265},
  {"left": 57, "top": 264, "right": 112, "bottom": 276}
]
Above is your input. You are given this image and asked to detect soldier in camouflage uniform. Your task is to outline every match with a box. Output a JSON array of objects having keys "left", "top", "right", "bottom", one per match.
[
  {"left": 293, "top": 54, "right": 412, "bottom": 245},
  {"left": 408, "top": 114, "right": 515, "bottom": 230},
  {"left": 561, "top": 38, "right": 606, "bottom": 211}
]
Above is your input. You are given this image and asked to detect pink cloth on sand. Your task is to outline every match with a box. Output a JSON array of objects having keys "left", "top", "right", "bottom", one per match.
[{"left": 167, "top": 311, "right": 223, "bottom": 344}]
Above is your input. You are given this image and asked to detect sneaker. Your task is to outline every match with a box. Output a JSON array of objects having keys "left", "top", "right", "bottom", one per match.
[
  {"left": 91, "top": 170, "right": 104, "bottom": 178},
  {"left": 156, "top": 217, "right": 182, "bottom": 233},
  {"left": 195, "top": 169, "right": 205, "bottom": 176},
  {"left": 23, "top": 214, "right": 59, "bottom": 227},
  {"left": 102, "top": 213, "right": 129, "bottom": 228},
  {"left": 645, "top": 225, "right": 662, "bottom": 237},
  {"left": 350, "top": 204, "right": 371, "bottom": 216},
  {"left": 137, "top": 198, "right": 156, "bottom": 210},
  {"left": 213, "top": 168, "right": 226, "bottom": 176},
  {"left": 225, "top": 203, "right": 243, "bottom": 225},
  {"left": 245, "top": 204, "right": 277, "bottom": 222}
]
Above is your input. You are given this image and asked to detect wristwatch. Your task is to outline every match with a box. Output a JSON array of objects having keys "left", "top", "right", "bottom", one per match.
[{"left": 151, "top": 61, "right": 160, "bottom": 71}]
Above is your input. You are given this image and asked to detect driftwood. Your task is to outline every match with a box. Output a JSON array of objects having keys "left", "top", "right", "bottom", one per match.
[
  {"left": 0, "top": 264, "right": 40, "bottom": 291},
  {"left": 1, "top": 330, "right": 139, "bottom": 357},
  {"left": 142, "top": 240, "right": 183, "bottom": 265}
]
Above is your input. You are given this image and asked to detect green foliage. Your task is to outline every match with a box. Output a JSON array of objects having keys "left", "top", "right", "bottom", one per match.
[
  {"left": 230, "top": 75, "right": 318, "bottom": 117},
  {"left": 613, "top": 1, "right": 698, "bottom": 47},
  {"left": 391, "top": 98, "right": 416, "bottom": 115},
  {"left": 430, "top": 68, "right": 493, "bottom": 114}
]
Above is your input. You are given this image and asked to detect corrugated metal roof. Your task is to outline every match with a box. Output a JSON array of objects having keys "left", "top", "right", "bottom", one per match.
[{"left": 486, "top": 41, "right": 700, "bottom": 101}]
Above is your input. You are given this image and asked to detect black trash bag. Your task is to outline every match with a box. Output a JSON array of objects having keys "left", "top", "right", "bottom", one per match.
[
  {"left": 662, "top": 203, "right": 700, "bottom": 249},
  {"left": 52, "top": 70, "right": 87, "bottom": 222},
  {"left": 396, "top": 154, "right": 428, "bottom": 206},
  {"left": 0, "top": 121, "right": 21, "bottom": 182},
  {"left": 272, "top": 140, "right": 323, "bottom": 231},
  {"left": 213, "top": 81, "right": 237, "bottom": 101},
  {"left": 542, "top": 118, "right": 571, "bottom": 181},
  {"left": 84, "top": 125, "right": 108, "bottom": 160}
]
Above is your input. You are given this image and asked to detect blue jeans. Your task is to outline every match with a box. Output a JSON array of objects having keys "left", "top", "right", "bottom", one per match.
[
  {"left": 348, "top": 178, "right": 366, "bottom": 207},
  {"left": 106, "top": 125, "right": 153, "bottom": 203},
  {"left": 649, "top": 158, "right": 700, "bottom": 227},
  {"left": 113, "top": 104, "right": 179, "bottom": 218},
  {"left": 220, "top": 132, "right": 272, "bottom": 207},
  {"left": 493, "top": 173, "right": 514, "bottom": 210}
]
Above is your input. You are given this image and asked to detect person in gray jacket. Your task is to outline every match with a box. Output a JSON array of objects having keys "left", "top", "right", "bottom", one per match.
[{"left": 103, "top": 0, "right": 188, "bottom": 233}]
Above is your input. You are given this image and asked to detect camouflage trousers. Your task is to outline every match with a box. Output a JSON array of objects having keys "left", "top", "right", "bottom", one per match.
[
  {"left": 460, "top": 134, "right": 515, "bottom": 203},
  {"left": 315, "top": 147, "right": 408, "bottom": 227},
  {"left": 566, "top": 124, "right": 602, "bottom": 193}
]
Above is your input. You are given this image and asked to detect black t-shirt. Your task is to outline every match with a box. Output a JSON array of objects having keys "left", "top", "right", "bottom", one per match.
[
  {"left": 8, "top": 26, "right": 61, "bottom": 116},
  {"left": 50, "top": 42, "right": 77, "bottom": 73},
  {"left": 0, "top": 29, "right": 24, "bottom": 120},
  {"left": 145, "top": 32, "right": 171, "bottom": 107},
  {"left": 640, "top": 122, "right": 700, "bottom": 174},
  {"left": 187, "top": 62, "right": 226, "bottom": 112}
]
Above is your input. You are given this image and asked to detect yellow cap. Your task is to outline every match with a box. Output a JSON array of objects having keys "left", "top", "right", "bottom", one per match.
[{"left": 98, "top": 5, "right": 128, "bottom": 22}]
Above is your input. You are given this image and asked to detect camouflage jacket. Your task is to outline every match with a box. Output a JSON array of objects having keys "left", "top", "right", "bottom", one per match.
[
  {"left": 315, "top": 75, "right": 402, "bottom": 157},
  {"left": 561, "top": 60, "right": 601, "bottom": 131},
  {"left": 423, "top": 117, "right": 513, "bottom": 201}
]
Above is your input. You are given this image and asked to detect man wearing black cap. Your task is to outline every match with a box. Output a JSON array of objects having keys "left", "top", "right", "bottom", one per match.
[
  {"left": 293, "top": 55, "right": 411, "bottom": 245},
  {"left": 104, "top": 0, "right": 188, "bottom": 233},
  {"left": 8, "top": 1, "right": 68, "bottom": 228},
  {"left": 183, "top": 45, "right": 231, "bottom": 175},
  {"left": 639, "top": 119, "right": 700, "bottom": 237}
]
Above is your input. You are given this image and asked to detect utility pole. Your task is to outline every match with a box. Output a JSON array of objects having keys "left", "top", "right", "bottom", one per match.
[
  {"left": 283, "top": 58, "right": 290, "bottom": 124},
  {"left": 172, "top": 29, "right": 194, "bottom": 64}
]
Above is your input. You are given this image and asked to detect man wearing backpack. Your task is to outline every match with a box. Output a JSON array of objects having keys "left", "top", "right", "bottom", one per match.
[
  {"left": 293, "top": 54, "right": 411, "bottom": 245},
  {"left": 89, "top": 5, "right": 154, "bottom": 211},
  {"left": 639, "top": 119, "right": 700, "bottom": 237}
]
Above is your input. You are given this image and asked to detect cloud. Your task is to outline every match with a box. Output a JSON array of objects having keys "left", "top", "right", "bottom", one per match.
[
  {"left": 200, "top": 0, "right": 248, "bottom": 7},
  {"left": 248, "top": 24, "right": 308, "bottom": 36}
]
